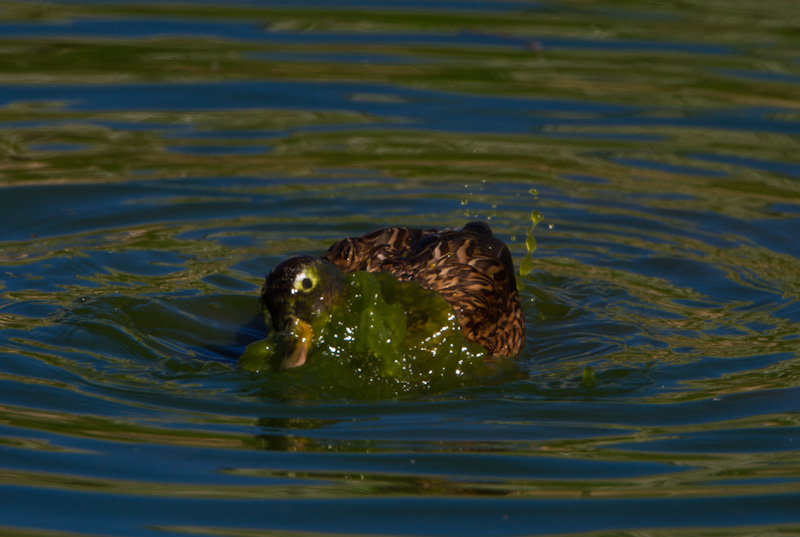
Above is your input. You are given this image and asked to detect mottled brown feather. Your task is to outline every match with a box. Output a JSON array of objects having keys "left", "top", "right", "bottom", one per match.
[{"left": 322, "top": 221, "right": 524, "bottom": 356}]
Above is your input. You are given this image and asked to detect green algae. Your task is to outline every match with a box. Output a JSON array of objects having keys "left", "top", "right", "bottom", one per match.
[{"left": 238, "top": 270, "right": 516, "bottom": 399}]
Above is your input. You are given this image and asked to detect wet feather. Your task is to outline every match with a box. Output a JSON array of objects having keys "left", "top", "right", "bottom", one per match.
[{"left": 322, "top": 221, "right": 524, "bottom": 356}]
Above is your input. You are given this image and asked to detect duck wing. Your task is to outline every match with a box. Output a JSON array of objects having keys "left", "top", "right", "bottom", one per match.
[{"left": 322, "top": 222, "right": 524, "bottom": 356}]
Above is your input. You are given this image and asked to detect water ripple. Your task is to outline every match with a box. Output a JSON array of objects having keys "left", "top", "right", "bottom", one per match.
[{"left": 2, "top": 1, "right": 800, "bottom": 536}]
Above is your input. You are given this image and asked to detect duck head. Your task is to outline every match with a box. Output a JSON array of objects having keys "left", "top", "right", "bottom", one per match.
[{"left": 260, "top": 255, "right": 347, "bottom": 370}]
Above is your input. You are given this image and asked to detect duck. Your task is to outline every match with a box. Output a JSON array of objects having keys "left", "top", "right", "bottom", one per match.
[{"left": 259, "top": 221, "right": 525, "bottom": 370}]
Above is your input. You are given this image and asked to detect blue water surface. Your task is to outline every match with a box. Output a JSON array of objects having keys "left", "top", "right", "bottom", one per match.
[{"left": 2, "top": 1, "right": 800, "bottom": 536}]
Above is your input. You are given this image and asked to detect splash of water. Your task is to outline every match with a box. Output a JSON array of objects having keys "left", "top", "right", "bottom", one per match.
[{"left": 519, "top": 209, "right": 543, "bottom": 279}]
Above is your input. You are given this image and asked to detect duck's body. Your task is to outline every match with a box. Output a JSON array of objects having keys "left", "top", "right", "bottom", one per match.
[
  {"left": 321, "top": 221, "right": 524, "bottom": 357},
  {"left": 257, "top": 222, "right": 524, "bottom": 372}
]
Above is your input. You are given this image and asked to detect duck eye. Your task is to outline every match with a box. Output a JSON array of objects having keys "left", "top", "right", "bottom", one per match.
[{"left": 293, "top": 270, "right": 317, "bottom": 292}]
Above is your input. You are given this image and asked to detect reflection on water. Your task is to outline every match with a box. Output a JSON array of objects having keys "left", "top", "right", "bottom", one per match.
[{"left": 1, "top": 0, "right": 800, "bottom": 536}]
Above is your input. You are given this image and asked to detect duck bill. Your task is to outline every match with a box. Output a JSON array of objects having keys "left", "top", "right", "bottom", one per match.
[{"left": 279, "top": 317, "right": 314, "bottom": 370}]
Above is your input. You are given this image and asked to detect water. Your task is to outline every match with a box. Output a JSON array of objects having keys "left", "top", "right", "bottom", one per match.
[{"left": 2, "top": 1, "right": 800, "bottom": 535}]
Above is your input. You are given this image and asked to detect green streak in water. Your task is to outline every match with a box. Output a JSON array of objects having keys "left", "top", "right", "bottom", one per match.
[
  {"left": 580, "top": 366, "right": 599, "bottom": 389},
  {"left": 238, "top": 271, "right": 516, "bottom": 399}
]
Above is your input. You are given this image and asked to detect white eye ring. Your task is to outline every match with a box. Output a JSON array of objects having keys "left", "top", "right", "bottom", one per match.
[{"left": 293, "top": 271, "right": 315, "bottom": 292}]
